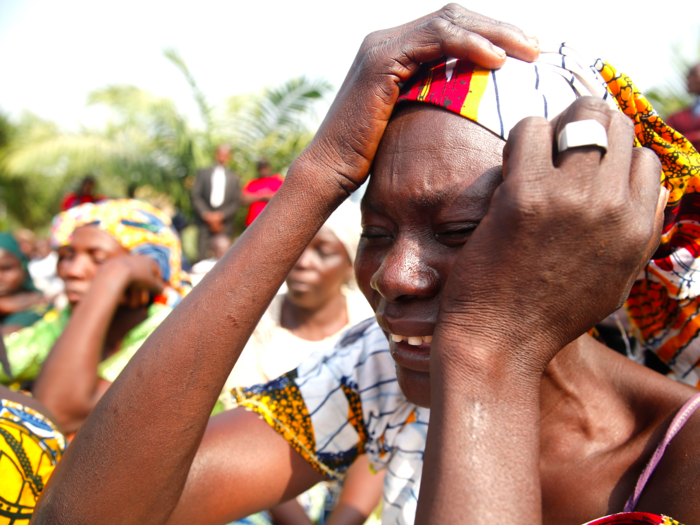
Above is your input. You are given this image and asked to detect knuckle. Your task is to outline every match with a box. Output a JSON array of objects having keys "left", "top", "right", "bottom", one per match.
[
  {"left": 632, "top": 144, "right": 655, "bottom": 162},
  {"left": 426, "top": 17, "right": 451, "bottom": 33},
  {"left": 510, "top": 116, "right": 551, "bottom": 138},
  {"left": 440, "top": 3, "right": 465, "bottom": 15},
  {"left": 360, "top": 32, "right": 380, "bottom": 51},
  {"left": 612, "top": 110, "right": 634, "bottom": 131},
  {"left": 567, "top": 97, "right": 613, "bottom": 123}
]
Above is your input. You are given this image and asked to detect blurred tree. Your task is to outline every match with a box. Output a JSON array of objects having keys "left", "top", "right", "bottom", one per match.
[
  {"left": 0, "top": 112, "right": 71, "bottom": 231},
  {"left": 0, "top": 49, "right": 332, "bottom": 231},
  {"left": 223, "top": 75, "right": 332, "bottom": 182},
  {"left": 645, "top": 38, "right": 700, "bottom": 119}
]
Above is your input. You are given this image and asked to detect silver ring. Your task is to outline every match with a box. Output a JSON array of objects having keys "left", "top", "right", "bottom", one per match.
[{"left": 557, "top": 119, "right": 608, "bottom": 154}]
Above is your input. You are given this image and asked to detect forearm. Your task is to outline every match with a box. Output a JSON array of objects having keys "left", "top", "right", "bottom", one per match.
[
  {"left": 269, "top": 499, "right": 314, "bottom": 525},
  {"left": 326, "top": 455, "right": 385, "bottom": 525},
  {"left": 0, "top": 292, "right": 43, "bottom": 315},
  {"left": 33, "top": 158, "right": 350, "bottom": 525},
  {"left": 415, "top": 333, "right": 543, "bottom": 525},
  {"left": 33, "top": 267, "right": 125, "bottom": 430}
]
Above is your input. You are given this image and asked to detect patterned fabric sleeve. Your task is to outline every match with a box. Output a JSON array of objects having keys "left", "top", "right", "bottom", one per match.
[
  {"left": 0, "top": 399, "right": 66, "bottom": 524},
  {"left": 595, "top": 62, "right": 700, "bottom": 385},
  {"left": 0, "top": 308, "right": 67, "bottom": 385},
  {"left": 227, "top": 319, "right": 415, "bottom": 481}
]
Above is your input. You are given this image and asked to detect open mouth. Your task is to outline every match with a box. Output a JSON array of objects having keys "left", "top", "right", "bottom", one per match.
[
  {"left": 390, "top": 334, "right": 433, "bottom": 346},
  {"left": 388, "top": 333, "right": 433, "bottom": 373}
]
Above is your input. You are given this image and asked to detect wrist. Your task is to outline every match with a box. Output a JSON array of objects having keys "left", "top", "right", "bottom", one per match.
[
  {"left": 431, "top": 314, "right": 554, "bottom": 390},
  {"left": 284, "top": 153, "right": 355, "bottom": 210},
  {"left": 95, "top": 259, "right": 133, "bottom": 293}
]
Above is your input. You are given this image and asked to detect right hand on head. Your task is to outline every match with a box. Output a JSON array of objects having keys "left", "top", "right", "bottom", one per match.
[
  {"left": 297, "top": 3, "right": 539, "bottom": 195},
  {"left": 99, "top": 255, "right": 165, "bottom": 309},
  {"left": 435, "top": 97, "right": 665, "bottom": 379}
]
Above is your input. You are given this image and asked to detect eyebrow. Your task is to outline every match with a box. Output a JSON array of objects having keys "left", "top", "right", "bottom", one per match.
[{"left": 362, "top": 188, "right": 455, "bottom": 215}]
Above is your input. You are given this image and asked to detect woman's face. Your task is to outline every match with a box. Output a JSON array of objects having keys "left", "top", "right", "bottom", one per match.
[
  {"left": 0, "top": 250, "right": 25, "bottom": 297},
  {"left": 286, "top": 226, "right": 353, "bottom": 311},
  {"left": 356, "top": 104, "right": 505, "bottom": 408},
  {"left": 57, "top": 226, "right": 128, "bottom": 306}
]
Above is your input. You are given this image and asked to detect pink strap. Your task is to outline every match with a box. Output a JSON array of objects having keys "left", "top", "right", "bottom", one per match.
[{"left": 623, "top": 392, "right": 700, "bottom": 512}]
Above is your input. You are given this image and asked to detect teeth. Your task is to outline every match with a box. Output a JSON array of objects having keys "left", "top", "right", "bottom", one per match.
[{"left": 390, "top": 334, "right": 434, "bottom": 345}]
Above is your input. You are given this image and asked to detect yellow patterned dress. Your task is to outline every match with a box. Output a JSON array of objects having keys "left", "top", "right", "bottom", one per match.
[{"left": 0, "top": 399, "right": 65, "bottom": 524}]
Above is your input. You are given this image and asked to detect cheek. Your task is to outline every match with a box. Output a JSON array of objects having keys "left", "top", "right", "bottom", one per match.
[
  {"left": 9, "top": 269, "right": 24, "bottom": 287},
  {"left": 0, "top": 269, "right": 23, "bottom": 289},
  {"left": 355, "top": 247, "right": 383, "bottom": 308},
  {"left": 319, "top": 256, "right": 351, "bottom": 284}
]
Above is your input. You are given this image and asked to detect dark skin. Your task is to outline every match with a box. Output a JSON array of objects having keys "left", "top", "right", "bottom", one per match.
[
  {"left": 0, "top": 248, "right": 43, "bottom": 335},
  {"left": 363, "top": 104, "right": 698, "bottom": 524},
  {"left": 34, "top": 6, "right": 692, "bottom": 525},
  {"left": 201, "top": 145, "right": 232, "bottom": 233},
  {"left": 282, "top": 226, "right": 354, "bottom": 341},
  {"left": 31, "top": 226, "right": 163, "bottom": 434}
]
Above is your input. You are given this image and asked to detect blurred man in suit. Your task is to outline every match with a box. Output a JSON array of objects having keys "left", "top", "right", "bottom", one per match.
[{"left": 191, "top": 144, "right": 241, "bottom": 260}]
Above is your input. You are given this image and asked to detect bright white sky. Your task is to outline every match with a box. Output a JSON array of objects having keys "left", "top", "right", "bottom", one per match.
[{"left": 1, "top": 0, "right": 699, "bottom": 130}]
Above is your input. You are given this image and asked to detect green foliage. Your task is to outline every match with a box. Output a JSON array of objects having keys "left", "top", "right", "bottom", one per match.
[
  {"left": 0, "top": 52, "right": 332, "bottom": 233},
  {"left": 645, "top": 40, "right": 700, "bottom": 119},
  {"left": 222, "top": 75, "right": 332, "bottom": 185}
]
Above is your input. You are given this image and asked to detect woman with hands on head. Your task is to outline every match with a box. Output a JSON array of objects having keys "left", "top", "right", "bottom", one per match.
[
  {"left": 1, "top": 199, "right": 188, "bottom": 434},
  {"left": 33, "top": 5, "right": 700, "bottom": 525}
]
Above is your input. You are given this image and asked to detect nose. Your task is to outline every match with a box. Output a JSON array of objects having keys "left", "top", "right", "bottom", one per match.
[
  {"left": 293, "top": 245, "right": 318, "bottom": 271},
  {"left": 60, "top": 253, "right": 92, "bottom": 281},
  {"left": 370, "top": 236, "right": 440, "bottom": 302}
]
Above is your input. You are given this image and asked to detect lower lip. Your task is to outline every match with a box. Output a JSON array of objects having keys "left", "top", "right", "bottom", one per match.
[
  {"left": 66, "top": 290, "right": 83, "bottom": 302},
  {"left": 390, "top": 339, "right": 431, "bottom": 373},
  {"left": 287, "top": 280, "right": 314, "bottom": 291}
]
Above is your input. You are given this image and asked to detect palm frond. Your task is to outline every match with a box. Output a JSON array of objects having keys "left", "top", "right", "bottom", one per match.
[{"left": 163, "top": 47, "right": 214, "bottom": 136}]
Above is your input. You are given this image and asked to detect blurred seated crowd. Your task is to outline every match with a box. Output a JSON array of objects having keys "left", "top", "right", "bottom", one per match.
[
  {"left": 0, "top": 165, "right": 382, "bottom": 525},
  {"left": 0, "top": 19, "right": 698, "bottom": 521}
]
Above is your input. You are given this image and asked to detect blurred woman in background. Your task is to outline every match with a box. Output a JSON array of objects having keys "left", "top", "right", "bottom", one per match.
[
  {"left": 0, "top": 233, "right": 47, "bottom": 335},
  {"left": 225, "top": 202, "right": 373, "bottom": 392},
  {"left": 0, "top": 199, "right": 188, "bottom": 434}
]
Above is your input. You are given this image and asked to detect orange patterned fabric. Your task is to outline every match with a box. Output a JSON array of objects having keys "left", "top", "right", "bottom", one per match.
[
  {"left": 596, "top": 62, "right": 700, "bottom": 385},
  {"left": 229, "top": 371, "right": 326, "bottom": 477}
]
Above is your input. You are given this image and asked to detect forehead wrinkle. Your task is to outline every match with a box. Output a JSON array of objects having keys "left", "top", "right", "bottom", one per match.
[{"left": 366, "top": 107, "right": 505, "bottom": 218}]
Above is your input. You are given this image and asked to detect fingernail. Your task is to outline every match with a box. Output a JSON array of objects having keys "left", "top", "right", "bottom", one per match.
[
  {"left": 492, "top": 45, "right": 506, "bottom": 58},
  {"left": 526, "top": 35, "right": 539, "bottom": 48}
]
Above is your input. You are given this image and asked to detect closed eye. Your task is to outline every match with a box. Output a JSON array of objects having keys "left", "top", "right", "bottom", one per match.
[
  {"left": 360, "top": 227, "right": 393, "bottom": 245},
  {"left": 434, "top": 224, "right": 478, "bottom": 247}
]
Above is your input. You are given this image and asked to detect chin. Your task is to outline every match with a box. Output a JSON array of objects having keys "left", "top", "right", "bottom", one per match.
[{"left": 396, "top": 364, "right": 432, "bottom": 408}]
